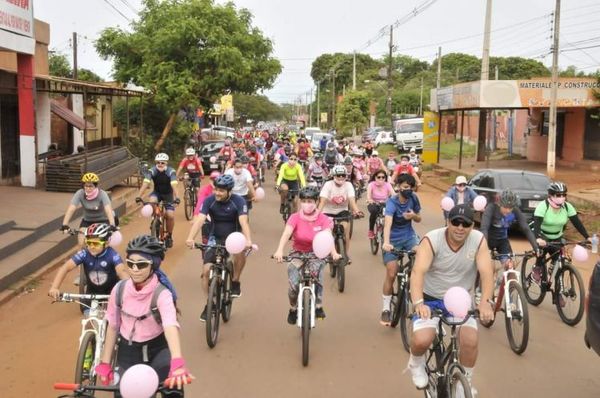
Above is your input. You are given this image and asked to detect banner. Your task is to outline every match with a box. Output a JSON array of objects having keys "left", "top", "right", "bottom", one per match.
[
  {"left": 320, "top": 112, "right": 328, "bottom": 123},
  {"left": 0, "top": 0, "right": 34, "bottom": 38},
  {"left": 220, "top": 94, "right": 233, "bottom": 111},
  {"left": 422, "top": 111, "right": 439, "bottom": 164}
]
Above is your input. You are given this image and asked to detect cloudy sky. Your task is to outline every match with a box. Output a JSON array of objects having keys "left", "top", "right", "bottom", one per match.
[{"left": 34, "top": 0, "right": 600, "bottom": 104}]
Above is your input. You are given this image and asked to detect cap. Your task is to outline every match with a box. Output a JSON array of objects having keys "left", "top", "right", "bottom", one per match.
[
  {"left": 448, "top": 204, "right": 474, "bottom": 223},
  {"left": 455, "top": 176, "right": 468, "bottom": 185}
]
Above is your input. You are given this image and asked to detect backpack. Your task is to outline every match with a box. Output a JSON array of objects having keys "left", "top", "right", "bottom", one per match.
[
  {"left": 114, "top": 280, "right": 167, "bottom": 328},
  {"left": 325, "top": 150, "right": 337, "bottom": 164}
]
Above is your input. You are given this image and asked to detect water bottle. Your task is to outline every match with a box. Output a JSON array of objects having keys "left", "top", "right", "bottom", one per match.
[{"left": 592, "top": 234, "right": 599, "bottom": 254}]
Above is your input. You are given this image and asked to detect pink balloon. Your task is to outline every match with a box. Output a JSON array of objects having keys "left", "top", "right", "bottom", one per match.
[
  {"left": 312, "top": 230, "right": 334, "bottom": 259},
  {"left": 210, "top": 156, "right": 217, "bottom": 163},
  {"left": 140, "top": 204, "right": 153, "bottom": 218},
  {"left": 109, "top": 231, "right": 122, "bottom": 247},
  {"left": 473, "top": 195, "right": 487, "bottom": 212},
  {"left": 441, "top": 197, "right": 454, "bottom": 212},
  {"left": 572, "top": 244, "right": 589, "bottom": 262},
  {"left": 225, "top": 232, "right": 247, "bottom": 254},
  {"left": 119, "top": 364, "right": 159, "bottom": 398},
  {"left": 255, "top": 187, "right": 265, "bottom": 201},
  {"left": 443, "top": 286, "right": 472, "bottom": 318}
]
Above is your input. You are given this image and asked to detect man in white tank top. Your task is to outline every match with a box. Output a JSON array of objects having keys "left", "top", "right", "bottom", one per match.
[{"left": 407, "top": 204, "right": 495, "bottom": 394}]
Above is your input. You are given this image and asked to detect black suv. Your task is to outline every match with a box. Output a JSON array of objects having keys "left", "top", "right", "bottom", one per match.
[
  {"left": 199, "top": 140, "right": 225, "bottom": 174},
  {"left": 585, "top": 263, "right": 600, "bottom": 356}
]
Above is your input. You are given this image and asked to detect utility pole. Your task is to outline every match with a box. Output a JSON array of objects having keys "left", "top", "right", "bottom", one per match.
[
  {"left": 436, "top": 46, "right": 442, "bottom": 89},
  {"left": 548, "top": 0, "right": 561, "bottom": 178},
  {"left": 72, "top": 32, "right": 78, "bottom": 79},
  {"left": 477, "top": 0, "right": 493, "bottom": 162},
  {"left": 419, "top": 76, "right": 424, "bottom": 116},
  {"left": 309, "top": 87, "right": 313, "bottom": 127},
  {"left": 387, "top": 25, "right": 393, "bottom": 128},
  {"left": 352, "top": 52, "right": 356, "bottom": 90},
  {"left": 331, "top": 71, "right": 336, "bottom": 129},
  {"left": 495, "top": 65, "right": 499, "bottom": 80},
  {"left": 317, "top": 81, "right": 320, "bottom": 129}
]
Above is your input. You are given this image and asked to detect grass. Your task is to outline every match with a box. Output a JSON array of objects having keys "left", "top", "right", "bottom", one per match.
[
  {"left": 375, "top": 144, "right": 397, "bottom": 158},
  {"left": 439, "top": 139, "right": 476, "bottom": 160}
]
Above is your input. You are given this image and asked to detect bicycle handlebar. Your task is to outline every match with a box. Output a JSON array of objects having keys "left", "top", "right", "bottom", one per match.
[
  {"left": 491, "top": 250, "right": 536, "bottom": 260},
  {"left": 430, "top": 308, "right": 480, "bottom": 326},
  {"left": 388, "top": 248, "right": 416, "bottom": 256},
  {"left": 58, "top": 293, "right": 111, "bottom": 301},
  {"left": 53, "top": 377, "right": 193, "bottom": 393},
  {"left": 543, "top": 239, "right": 590, "bottom": 249}
]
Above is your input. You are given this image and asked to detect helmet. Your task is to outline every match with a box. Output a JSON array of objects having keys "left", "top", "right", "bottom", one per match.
[
  {"left": 185, "top": 147, "right": 195, "bottom": 156},
  {"left": 409, "top": 147, "right": 416, "bottom": 153},
  {"left": 314, "top": 153, "right": 323, "bottom": 160},
  {"left": 126, "top": 234, "right": 165, "bottom": 261},
  {"left": 81, "top": 172, "right": 99, "bottom": 183},
  {"left": 327, "top": 142, "right": 335, "bottom": 148},
  {"left": 332, "top": 165, "right": 347, "bottom": 176},
  {"left": 372, "top": 150, "right": 379, "bottom": 156},
  {"left": 548, "top": 181, "right": 567, "bottom": 195},
  {"left": 209, "top": 171, "right": 221, "bottom": 180},
  {"left": 249, "top": 146, "right": 257, "bottom": 152},
  {"left": 284, "top": 145, "right": 292, "bottom": 155},
  {"left": 240, "top": 156, "right": 250, "bottom": 163},
  {"left": 155, "top": 153, "right": 169, "bottom": 162},
  {"left": 85, "top": 223, "right": 111, "bottom": 241},
  {"left": 214, "top": 174, "right": 235, "bottom": 191},
  {"left": 352, "top": 150, "right": 363, "bottom": 157},
  {"left": 224, "top": 139, "right": 231, "bottom": 146},
  {"left": 498, "top": 189, "right": 519, "bottom": 208},
  {"left": 343, "top": 156, "right": 353, "bottom": 165},
  {"left": 299, "top": 186, "right": 320, "bottom": 200}
]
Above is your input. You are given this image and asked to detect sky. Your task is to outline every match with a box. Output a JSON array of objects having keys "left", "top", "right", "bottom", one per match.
[{"left": 33, "top": 0, "right": 600, "bottom": 104}]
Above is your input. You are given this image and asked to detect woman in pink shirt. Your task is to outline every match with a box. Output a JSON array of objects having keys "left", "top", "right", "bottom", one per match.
[
  {"left": 366, "top": 169, "right": 394, "bottom": 238},
  {"left": 273, "top": 186, "right": 341, "bottom": 324},
  {"left": 95, "top": 235, "right": 194, "bottom": 395}
]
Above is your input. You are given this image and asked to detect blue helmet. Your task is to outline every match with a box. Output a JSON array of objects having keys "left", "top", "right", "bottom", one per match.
[{"left": 214, "top": 174, "right": 235, "bottom": 191}]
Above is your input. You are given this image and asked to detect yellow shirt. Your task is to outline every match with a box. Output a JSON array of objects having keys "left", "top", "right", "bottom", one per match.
[{"left": 277, "top": 162, "right": 306, "bottom": 186}]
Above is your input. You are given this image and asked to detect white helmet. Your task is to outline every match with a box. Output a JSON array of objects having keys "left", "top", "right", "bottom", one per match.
[
  {"left": 332, "top": 165, "right": 348, "bottom": 176},
  {"left": 372, "top": 150, "right": 379, "bottom": 156},
  {"left": 185, "top": 148, "right": 195, "bottom": 156},
  {"left": 155, "top": 153, "right": 169, "bottom": 162}
]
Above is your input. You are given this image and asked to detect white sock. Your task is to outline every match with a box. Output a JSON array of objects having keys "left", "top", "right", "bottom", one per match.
[
  {"left": 382, "top": 295, "right": 392, "bottom": 311},
  {"left": 408, "top": 353, "right": 425, "bottom": 367},
  {"left": 464, "top": 367, "right": 474, "bottom": 381}
]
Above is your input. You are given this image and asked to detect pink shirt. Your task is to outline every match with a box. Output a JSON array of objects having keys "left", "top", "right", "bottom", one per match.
[
  {"left": 367, "top": 157, "right": 384, "bottom": 173},
  {"left": 368, "top": 181, "right": 394, "bottom": 202},
  {"left": 193, "top": 184, "right": 214, "bottom": 215},
  {"left": 286, "top": 212, "right": 333, "bottom": 252},
  {"left": 106, "top": 275, "right": 179, "bottom": 343}
]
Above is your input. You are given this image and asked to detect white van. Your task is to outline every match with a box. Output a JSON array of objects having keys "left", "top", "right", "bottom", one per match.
[{"left": 394, "top": 118, "right": 424, "bottom": 151}]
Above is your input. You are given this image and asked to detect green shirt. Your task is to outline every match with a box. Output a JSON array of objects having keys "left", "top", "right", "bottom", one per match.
[{"left": 534, "top": 200, "right": 576, "bottom": 240}]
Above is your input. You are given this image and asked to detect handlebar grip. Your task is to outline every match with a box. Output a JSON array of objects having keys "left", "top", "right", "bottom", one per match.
[{"left": 54, "top": 383, "right": 79, "bottom": 390}]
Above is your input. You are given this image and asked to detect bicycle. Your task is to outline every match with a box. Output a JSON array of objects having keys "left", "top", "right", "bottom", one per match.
[
  {"left": 327, "top": 213, "right": 360, "bottom": 293},
  {"left": 386, "top": 248, "right": 415, "bottom": 353},
  {"left": 369, "top": 204, "right": 385, "bottom": 255},
  {"left": 484, "top": 251, "right": 531, "bottom": 355},
  {"left": 274, "top": 252, "right": 323, "bottom": 367},
  {"left": 64, "top": 228, "right": 90, "bottom": 312},
  {"left": 53, "top": 378, "right": 187, "bottom": 398},
  {"left": 182, "top": 173, "right": 198, "bottom": 221},
  {"left": 277, "top": 187, "right": 299, "bottom": 223},
  {"left": 54, "top": 293, "right": 115, "bottom": 389},
  {"left": 137, "top": 200, "right": 178, "bottom": 249},
  {"left": 422, "top": 309, "right": 478, "bottom": 398},
  {"left": 521, "top": 240, "right": 588, "bottom": 326}
]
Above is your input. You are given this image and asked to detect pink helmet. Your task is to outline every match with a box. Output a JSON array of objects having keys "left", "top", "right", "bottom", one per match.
[{"left": 209, "top": 171, "right": 221, "bottom": 180}]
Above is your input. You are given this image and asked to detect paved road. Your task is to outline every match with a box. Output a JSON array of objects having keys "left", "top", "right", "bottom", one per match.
[{"left": 0, "top": 174, "right": 598, "bottom": 398}]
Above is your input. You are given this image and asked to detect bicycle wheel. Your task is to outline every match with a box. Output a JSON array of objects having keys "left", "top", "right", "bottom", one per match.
[
  {"left": 206, "top": 277, "right": 221, "bottom": 348},
  {"left": 302, "top": 289, "right": 311, "bottom": 366},
  {"left": 504, "top": 282, "right": 529, "bottom": 355},
  {"left": 74, "top": 331, "right": 97, "bottom": 389},
  {"left": 520, "top": 255, "right": 546, "bottom": 306},
  {"left": 184, "top": 189, "right": 194, "bottom": 221},
  {"left": 447, "top": 367, "right": 473, "bottom": 398},
  {"left": 150, "top": 217, "right": 161, "bottom": 240},
  {"left": 399, "top": 289, "right": 413, "bottom": 353},
  {"left": 369, "top": 225, "right": 379, "bottom": 255},
  {"left": 389, "top": 276, "right": 402, "bottom": 328},
  {"left": 221, "top": 267, "right": 233, "bottom": 322},
  {"left": 336, "top": 237, "right": 347, "bottom": 293},
  {"left": 556, "top": 263, "right": 585, "bottom": 326}
]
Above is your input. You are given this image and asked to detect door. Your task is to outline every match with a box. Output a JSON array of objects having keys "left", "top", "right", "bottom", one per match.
[
  {"left": 0, "top": 95, "right": 20, "bottom": 179},
  {"left": 584, "top": 110, "right": 600, "bottom": 160}
]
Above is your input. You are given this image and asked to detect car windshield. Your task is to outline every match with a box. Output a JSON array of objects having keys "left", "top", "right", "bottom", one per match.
[
  {"left": 202, "top": 142, "right": 224, "bottom": 154},
  {"left": 396, "top": 123, "right": 423, "bottom": 133},
  {"left": 497, "top": 173, "right": 549, "bottom": 190}
]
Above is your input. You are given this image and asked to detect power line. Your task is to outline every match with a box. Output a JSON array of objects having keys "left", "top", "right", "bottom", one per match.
[
  {"left": 102, "top": 0, "right": 131, "bottom": 22},
  {"left": 116, "top": 0, "right": 139, "bottom": 14}
]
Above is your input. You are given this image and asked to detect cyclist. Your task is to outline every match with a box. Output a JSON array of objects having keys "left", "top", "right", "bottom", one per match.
[
  {"left": 276, "top": 153, "right": 306, "bottom": 214},
  {"left": 61, "top": 172, "right": 117, "bottom": 246},
  {"left": 443, "top": 176, "right": 478, "bottom": 220},
  {"left": 380, "top": 174, "right": 421, "bottom": 325},
  {"left": 225, "top": 157, "right": 256, "bottom": 213},
  {"left": 318, "top": 165, "right": 363, "bottom": 263},
  {"left": 363, "top": 140, "right": 374, "bottom": 158},
  {"left": 136, "top": 153, "right": 179, "bottom": 248},
  {"left": 273, "top": 186, "right": 342, "bottom": 322},
  {"left": 95, "top": 235, "right": 193, "bottom": 396},
  {"left": 323, "top": 141, "right": 340, "bottom": 168},
  {"left": 390, "top": 155, "right": 422, "bottom": 187},
  {"left": 218, "top": 139, "right": 235, "bottom": 169},
  {"left": 367, "top": 150, "right": 386, "bottom": 176},
  {"left": 306, "top": 153, "right": 328, "bottom": 187},
  {"left": 48, "top": 223, "right": 127, "bottom": 300},
  {"left": 175, "top": 147, "right": 204, "bottom": 188},
  {"left": 408, "top": 148, "right": 421, "bottom": 169},
  {"left": 386, "top": 152, "right": 398, "bottom": 171},
  {"left": 295, "top": 137, "right": 313, "bottom": 169},
  {"left": 407, "top": 204, "right": 494, "bottom": 394},
  {"left": 480, "top": 189, "right": 538, "bottom": 270},
  {"left": 319, "top": 134, "right": 328, "bottom": 152},
  {"left": 366, "top": 169, "right": 394, "bottom": 239},
  {"left": 531, "top": 182, "right": 591, "bottom": 281},
  {"left": 185, "top": 175, "right": 252, "bottom": 314}
]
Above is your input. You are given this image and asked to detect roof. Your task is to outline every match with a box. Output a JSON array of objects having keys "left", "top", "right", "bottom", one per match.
[
  {"left": 50, "top": 99, "right": 97, "bottom": 130},
  {"left": 36, "top": 75, "right": 146, "bottom": 97}
]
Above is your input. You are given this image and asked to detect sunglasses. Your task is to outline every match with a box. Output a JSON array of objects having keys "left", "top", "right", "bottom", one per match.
[
  {"left": 126, "top": 259, "right": 153, "bottom": 270},
  {"left": 450, "top": 218, "right": 473, "bottom": 228},
  {"left": 156, "top": 161, "right": 167, "bottom": 165},
  {"left": 83, "top": 184, "right": 96, "bottom": 189},
  {"left": 334, "top": 175, "right": 347, "bottom": 178},
  {"left": 85, "top": 239, "right": 106, "bottom": 248},
  {"left": 376, "top": 175, "right": 386, "bottom": 180},
  {"left": 552, "top": 193, "right": 567, "bottom": 198}
]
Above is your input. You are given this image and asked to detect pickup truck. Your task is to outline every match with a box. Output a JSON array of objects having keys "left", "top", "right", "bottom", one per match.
[{"left": 394, "top": 118, "right": 424, "bottom": 152}]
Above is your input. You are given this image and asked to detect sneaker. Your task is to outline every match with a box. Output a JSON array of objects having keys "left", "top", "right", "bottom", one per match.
[
  {"left": 531, "top": 266, "right": 542, "bottom": 283},
  {"left": 368, "top": 230, "right": 375, "bottom": 239},
  {"left": 199, "top": 305, "right": 207, "bottom": 322},
  {"left": 231, "top": 281, "right": 242, "bottom": 298},
  {"left": 380, "top": 310, "right": 391, "bottom": 326},
  {"left": 407, "top": 357, "right": 428, "bottom": 389},
  {"left": 315, "top": 307, "right": 326, "bottom": 319},
  {"left": 165, "top": 234, "right": 173, "bottom": 248},
  {"left": 287, "top": 309, "right": 297, "bottom": 325}
]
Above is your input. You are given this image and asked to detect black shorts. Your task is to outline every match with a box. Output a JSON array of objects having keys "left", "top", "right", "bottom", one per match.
[
  {"left": 488, "top": 238, "right": 513, "bottom": 257},
  {"left": 280, "top": 179, "right": 299, "bottom": 193},
  {"left": 243, "top": 194, "right": 253, "bottom": 210}
]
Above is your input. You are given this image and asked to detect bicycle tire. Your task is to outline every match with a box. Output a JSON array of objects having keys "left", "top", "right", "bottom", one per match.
[
  {"left": 221, "top": 265, "right": 233, "bottom": 322},
  {"left": 302, "top": 289, "right": 311, "bottom": 366},
  {"left": 336, "top": 236, "right": 346, "bottom": 293},
  {"left": 184, "top": 189, "right": 194, "bottom": 221},
  {"left": 74, "top": 331, "right": 97, "bottom": 390},
  {"left": 369, "top": 235, "right": 379, "bottom": 255},
  {"left": 150, "top": 217, "right": 160, "bottom": 240},
  {"left": 504, "top": 282, "right": 529, "bottom": 355},
  {"left": 78, "top": 270, "right": 88, "bottom": 314},
  {"left": 399, "top": 290, "right": 413, "bottom": 353},
  {"left": 206, "top": 277, "right": 221, "bottom": 348},
  {"left": 389, "top": 276, "right": 402, "bottom": 328},
  {"left": 447, "top": 367, "right": 473, "bottom": 398},
  {"left": 556, "top": 263, "right": 585, "bottom": 326},
  {"left": 520, "top": 255, "right": 546, "bottom": 306}
]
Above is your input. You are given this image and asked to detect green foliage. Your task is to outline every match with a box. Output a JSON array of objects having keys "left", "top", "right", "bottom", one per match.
[
  {"left": 78, "top": 69, "right": 103, "bottom": 82},
  {"left": 96, "top": 0, "right": 282, "bottom": 112},
  {"left": 233, "top": 94, "right": 284, "bottom": 122},
  {"left": 434, "top": 53, "right": 480, "bottom": 82},
  {"left": 489, "top": 56, "right": 550, "bottom": 79},
  {"left": 49, "top": 52, "right": 71, "bottom": 77},
  {"left": 336, "top": 90, "right": 369, "bottom": 135},
  {"left": 440, "top": 139, "right": 476, "bottom": 160}
]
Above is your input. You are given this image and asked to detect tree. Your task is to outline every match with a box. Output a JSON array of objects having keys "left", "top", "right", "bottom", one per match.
[
  {"left": 49, "top": 52, "right": 72, "bottom": 77},
  {"left": 233, "top": 94, "right": 283, "bottom": 122},
  {"left": 490, "top": 56, "right": 550, "bottom": 79},
  {"left": 433, "top": 53, "right": 481, "bottom": 82},
  {"left": 336, "top": 90, "right": 369, "bottom": 135},
  {"left": 96, "top": 0, "right": 281, "bottom": 150}
]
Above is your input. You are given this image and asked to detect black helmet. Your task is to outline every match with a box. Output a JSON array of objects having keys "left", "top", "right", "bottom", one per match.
[
  {"left": 548, "top": 181, "right": 567, "bottom": 195},
  {"left": 240, "top": 155, "right": 250, "bottom": 164},
  {"left": 314, "top": 153, "right": 323, "bottom": 160},
  {"left": 126, "top": 234, "right": 165, "bottom": 261},
  {"left": 498, "top": 189, "right": 519, "bottom": 208},
  {"left": 299, "top": 186, "right": 320, "bottom": 200},
  {"left": 215, "top": 174, "right": 235, "bottom": 190}
]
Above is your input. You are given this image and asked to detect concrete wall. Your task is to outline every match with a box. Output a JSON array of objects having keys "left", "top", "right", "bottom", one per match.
[
  {"left": 72, "top": 94, "right": 84, "bottom": 153},
  {"left": 562, "top": 108, "right": 585, "bottom": 162},
  {"left": 36, "top": 92, "right": 51, "bottom": 153}
]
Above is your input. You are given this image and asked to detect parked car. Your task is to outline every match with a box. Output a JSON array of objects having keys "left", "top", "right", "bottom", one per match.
[
  {"left": 585, "top": 262, "right": 600, "bottom": 356},
  {"left": 304, "top": 127, "right": 322, "bottom": 143},
  {"left": 374, "top": 130, "right": 395, "bottom": 146},
  {"left": 210, "top": 126, "right": 235, "bottom": 139},
  {"left": 394, "top": 118, "right": 424, "bottom": 151},
  {"left": 200, "top": 140, "right": 225, "bottom": 174},
  {"left": 467, "top": 169, "right": 550, "bottom": 225},
  {"left": 311, "top": 132, "right": 333, "bottom": 152},
  {"left": 362, "top": 127, "right": 383, "bottom": 143}
]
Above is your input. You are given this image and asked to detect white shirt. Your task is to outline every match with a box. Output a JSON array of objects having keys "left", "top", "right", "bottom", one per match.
[
  {"left": 320, "top": 180, "right": 355, "bottom": 215},
  {"left": 225, "top": 168, "right": 253, "bottom": 196}
]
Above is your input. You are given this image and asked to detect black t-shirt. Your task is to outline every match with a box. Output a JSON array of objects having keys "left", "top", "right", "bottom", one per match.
[{"left": 200, "top": 194, "right": 248, "bottom": 241}]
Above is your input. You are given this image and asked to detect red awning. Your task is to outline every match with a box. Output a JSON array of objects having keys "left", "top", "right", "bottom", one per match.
[{"left": 50, "top": 100, "right": 97, "bottom": 130}]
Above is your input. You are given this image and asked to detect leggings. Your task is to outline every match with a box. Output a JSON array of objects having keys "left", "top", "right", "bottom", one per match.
[{"left": 368, "top": 203, "right": 384, "bottom": 231}]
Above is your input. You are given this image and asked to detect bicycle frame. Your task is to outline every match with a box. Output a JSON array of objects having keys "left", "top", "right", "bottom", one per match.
[{"left": 494, "top": 269, "right": 522, "bottom": 318}]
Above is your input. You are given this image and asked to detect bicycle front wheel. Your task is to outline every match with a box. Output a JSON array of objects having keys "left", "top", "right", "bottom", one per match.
[
  {"left": 336, "top": 237, "right": 347, "bottom": 293},
  {"left": 369, "top": 232, "right": 379, "bottom": 255},
  {"left": 206, "top": 277, "right": 222, "bottom": 348},
  {"left": 520, "top": 254, "right": 546, "bottom": 306},
  {"left": 447, "top": 367, "right": 473, "bottom": 398},
  {"left": 75, "top": 331, "right": 97, "bottom": 389},
  {"left": 302, "top": 289, "right": 311, "bottom": 366},
  {"left": 184, "top": 189, "right": 194, "bottom": 221},
  {"left": 389, "top": 277, "right": 402, "bottom": 328},
  {"left": 221, "top": 268, "right": 233, "bottom": 323},
  {"left": 399, "top": 289, "right": 413, "bottom": 353},
  {"left": 556, "top": 263, "right": 585, "bottom": 326},
  {"left": 150, "top": 217, "right": 161, "bottom": 240},
  {"left": 504, "top": 282, "right": 529, "bottom": 355}
]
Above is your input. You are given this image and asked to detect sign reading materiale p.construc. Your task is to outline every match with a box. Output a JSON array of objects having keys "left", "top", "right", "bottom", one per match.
[
  {"left": 0, "top": 0, "right": 35, "bottom": 54},
  {"left": 422, "top": 111, "right": 439, "bottom": 164}
]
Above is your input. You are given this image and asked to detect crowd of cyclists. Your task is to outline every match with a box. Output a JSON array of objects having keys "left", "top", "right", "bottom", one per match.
[{"left": 49, "top": 124, "right": 596, "bottom": 397}]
